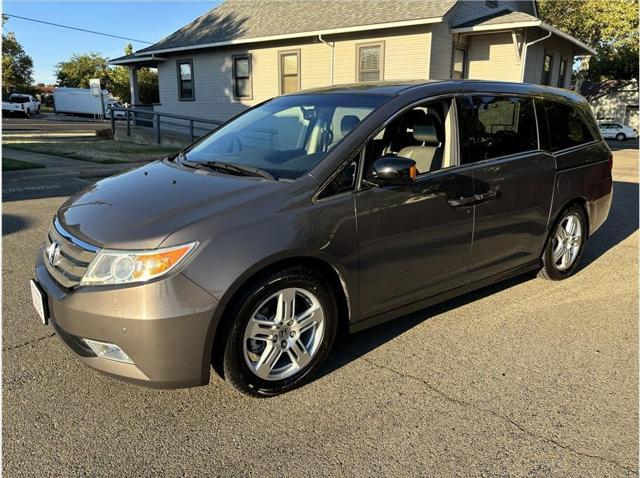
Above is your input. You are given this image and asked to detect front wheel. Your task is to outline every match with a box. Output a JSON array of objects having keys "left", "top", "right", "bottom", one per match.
[
  {"left": 222, "top": 267, "right": 338, "bottom": 396},
  {"left": 615, "top": 133, "right": 627, "bottom": 141},
  {"left": 538, "top": 205, "right": 587, "bottom": 280}
]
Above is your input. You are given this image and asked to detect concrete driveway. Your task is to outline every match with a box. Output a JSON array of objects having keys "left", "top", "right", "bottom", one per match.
[{"left": 3, "top": 148, "right": 638, "bottom": 476}]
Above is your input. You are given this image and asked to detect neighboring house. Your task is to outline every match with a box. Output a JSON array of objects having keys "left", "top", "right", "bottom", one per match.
[
  {"left": 109, "top": 0, "right": 595, "bottom": 123},
  {"left": 581, "top": 79, "right": 639, "bottom": 130}
]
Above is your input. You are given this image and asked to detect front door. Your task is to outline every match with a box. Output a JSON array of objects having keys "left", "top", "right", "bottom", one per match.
[
  {"left": 355, "top": 98, "right": 474, "bottom": 319},
  {"left": 456, "top": 95, "right": 555, "bottom": 280}
]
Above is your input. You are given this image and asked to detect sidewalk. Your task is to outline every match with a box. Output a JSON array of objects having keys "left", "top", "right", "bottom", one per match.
[
  {"left": 2, "top": 148, "right": 145, "bottom": 201},
  {"left": 3, "top": 148, "right": 142, "bottom": 174}
]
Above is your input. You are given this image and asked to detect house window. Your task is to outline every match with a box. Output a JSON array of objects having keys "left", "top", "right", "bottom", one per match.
[
  {"left": 177, "top": 60, "right": 194, "bottom": 100},
  {"left": 558, "top": 56, "right": 568, "bottom": 88},
  {"left": 279, "top": 50, "right": 300, "bottom": 94},
  {"left": 541, "top": 51, "right": 553, "bottom": 86},
  {"left": 232, "top": 54, "right": 252, "bottom": 99},
  {"left": 357, "top": 43, "right": 384, "bottom": 82},
  {"left": 485, "top": 1, "right": 498, "bottom": 7},
  {"left": 452, "top": 48, "right": 466, "bottom": 79}
]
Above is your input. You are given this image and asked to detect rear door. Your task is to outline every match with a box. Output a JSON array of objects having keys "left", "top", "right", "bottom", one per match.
[{"left": 457, "top": 95, "right": 556, "bottom": 280}]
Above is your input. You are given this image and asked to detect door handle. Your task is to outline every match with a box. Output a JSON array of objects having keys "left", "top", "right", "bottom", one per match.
[
  {"left": 447, "top": 195, "right": 477, "bottom": 207},
  {"left": 447, "top": 190, "right": 499, "bottom": 208}
]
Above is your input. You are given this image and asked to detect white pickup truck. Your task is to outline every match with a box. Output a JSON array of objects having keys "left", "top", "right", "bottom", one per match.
[{"left": 2, "top": 94, "right": 40, "bottom": 118}]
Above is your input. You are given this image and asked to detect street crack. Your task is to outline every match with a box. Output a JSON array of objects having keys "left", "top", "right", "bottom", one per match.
[
  {"left": 362, "top": 356, "right": 638, "bottom": 475},
  {"left": 3, "top": 333, "right": 55, "bottom": 352}
]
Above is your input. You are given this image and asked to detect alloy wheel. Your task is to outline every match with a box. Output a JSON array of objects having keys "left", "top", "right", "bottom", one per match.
[
  {"left": 243, "top": 287, "right": 325, "bottom": 381},
  {"left": 551, "top": 213, "right": 583, "bottom": 271}
]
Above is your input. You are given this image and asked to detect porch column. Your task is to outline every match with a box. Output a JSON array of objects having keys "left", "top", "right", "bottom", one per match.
[{"left": 128, "top": 66, "right": 139, "bottom": 106}]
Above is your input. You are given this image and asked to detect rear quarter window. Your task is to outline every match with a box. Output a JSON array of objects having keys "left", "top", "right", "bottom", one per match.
[{"left": 544, "top": 100, "right": 595, "bottom": 152}]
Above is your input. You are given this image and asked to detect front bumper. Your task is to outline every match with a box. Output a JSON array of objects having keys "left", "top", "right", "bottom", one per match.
[{"left": 35, "top": 248, "right": 221, "bottom": 388}]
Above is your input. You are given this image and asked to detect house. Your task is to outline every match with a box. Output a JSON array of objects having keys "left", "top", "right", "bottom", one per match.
[
  {"left": 109, "top": 0, "right": 595, "bottom": 123},
  {"left": 581, "top": 79, "right": 639, "bottom": 130}
]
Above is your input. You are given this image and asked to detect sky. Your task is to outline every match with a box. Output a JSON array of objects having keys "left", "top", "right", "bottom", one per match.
[{"left": 3, "top": 0, "right": 222, "bottom": 84}]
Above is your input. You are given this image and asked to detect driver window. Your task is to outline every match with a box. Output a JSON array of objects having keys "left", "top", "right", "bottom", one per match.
[
  {"left": 457, "top": 95, "right": 537, "bottom": 164},
  {"left": 365, "top": 98, "right": 457, "bottom": 176}
]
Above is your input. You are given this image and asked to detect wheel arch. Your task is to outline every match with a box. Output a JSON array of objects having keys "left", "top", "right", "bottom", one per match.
[{"left": 208, "top": 254, "right": 352, "bottom": 378}]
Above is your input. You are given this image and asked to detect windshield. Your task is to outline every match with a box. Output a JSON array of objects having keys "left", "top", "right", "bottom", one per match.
[
  {"left": 182, "top": 93, "right": 388, "bottom": 180},
  {"left": 10, "top": 95, "right": 30, "bottom": 103}
]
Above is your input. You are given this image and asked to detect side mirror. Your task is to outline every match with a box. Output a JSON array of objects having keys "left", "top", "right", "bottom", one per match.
[{"left": 366, "top": 155, "right": 417, "bottom": 186}]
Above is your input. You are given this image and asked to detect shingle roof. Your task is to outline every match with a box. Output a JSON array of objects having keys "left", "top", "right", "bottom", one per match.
[
  {"left": 453, "top": 9, "right": 538, "bottom": 29},
  {"left": 138, "top": 0, "right": 457, "bottom": 54}
]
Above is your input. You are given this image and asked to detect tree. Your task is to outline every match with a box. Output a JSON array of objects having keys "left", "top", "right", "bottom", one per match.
[
  {"left": 2, "top": 17, "right": 34, "bottom": 94},
  {"left": 538, "top": 0, "right": 639, "bottom": 81},
  {"left": 55, "top": 53, "right": 109, "bottom": 88},
  {"left": 54, "top": 47, "right": 159, "bottom": 104}
]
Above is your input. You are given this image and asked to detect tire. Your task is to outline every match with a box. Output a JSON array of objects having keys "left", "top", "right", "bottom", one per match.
[
  {"left": 616, "top": 133, "right": 626, "bottom": 141},
  {"left": 222, "top": 266, "right": 338, "bottom": 397},
  {"left": 538, "top": 205, "right": 587, "bottom": 281},
  {"left": 24, "top": 109, "right": 30, "bottom": 119}
]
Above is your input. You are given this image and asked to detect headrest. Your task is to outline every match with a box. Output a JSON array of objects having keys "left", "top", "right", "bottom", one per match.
[
  {"left": 412, "top": 115, "right": 440, "bottom": 145},
  {"left": 340, "top": 115, "right": 360, "bottom": 136}
]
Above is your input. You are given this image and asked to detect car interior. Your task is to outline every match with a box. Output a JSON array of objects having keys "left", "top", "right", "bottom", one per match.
[{"left": 365, "top": 99, "right": 458, "bottom": 176}]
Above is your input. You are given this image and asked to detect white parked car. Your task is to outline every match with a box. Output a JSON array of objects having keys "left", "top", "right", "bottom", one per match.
[
  {"left": 598, "top": 122, "right": 638, "bottom": 141},
  {"left": 2, "top": 94, "right": 40, "bottom": 118}
]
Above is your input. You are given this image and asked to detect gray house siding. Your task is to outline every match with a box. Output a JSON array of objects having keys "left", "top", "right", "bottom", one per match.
[
  {"left": 156, "top": 25, "right": 434, "bottom": 122},
  {"left": 523, "top": 31, "right": 574, "bottom": 87}
]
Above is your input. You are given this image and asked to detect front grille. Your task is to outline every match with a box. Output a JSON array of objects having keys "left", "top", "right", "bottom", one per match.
[{"left": 43, "top": 219, "right": 98, "bottom": 289}]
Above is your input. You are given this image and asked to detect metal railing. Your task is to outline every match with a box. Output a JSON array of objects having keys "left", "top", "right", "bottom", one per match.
[{"left": 110, "top": 106, "right": 223, "bottom": 144}]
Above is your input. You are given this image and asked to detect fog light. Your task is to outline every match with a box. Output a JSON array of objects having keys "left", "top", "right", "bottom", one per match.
[{"left": 83, "top": 338, "right": 133, "bottom": 364}]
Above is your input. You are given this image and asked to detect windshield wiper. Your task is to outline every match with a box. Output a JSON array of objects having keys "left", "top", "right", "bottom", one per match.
[{"left": 180, "top": 156, "right": 274, "bottom": 181}]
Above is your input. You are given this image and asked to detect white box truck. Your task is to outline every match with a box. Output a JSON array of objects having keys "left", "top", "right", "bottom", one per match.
[{"left": 53, "top": 87, "right": 109, "bottom": 117}]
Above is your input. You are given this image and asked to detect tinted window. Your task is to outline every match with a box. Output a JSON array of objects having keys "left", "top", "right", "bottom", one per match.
[
  {"left": 544, "top": 101, "right": 595, "bottom": 151},
  {"left": 457, "top": 96, "right": 538, "bottom": 164},
  {"left": 317, "top": 159, "right": 358, "bottom": 200}
]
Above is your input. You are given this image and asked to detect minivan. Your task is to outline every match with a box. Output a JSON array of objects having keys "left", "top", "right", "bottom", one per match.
[{"left": 31, "top": 80, "right": 613, "bottom": 396}]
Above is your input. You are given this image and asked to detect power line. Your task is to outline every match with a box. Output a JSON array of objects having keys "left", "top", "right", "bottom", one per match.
[{"left": 3, "top": 13, "right": 155, "bottom": 44}]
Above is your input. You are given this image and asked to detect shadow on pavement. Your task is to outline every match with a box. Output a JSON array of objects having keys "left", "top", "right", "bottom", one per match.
[
  {"left": 323, "top": 179, "right": 637, "bottom": 378},
  {"left": 2, "top": 213, "right": 33, "bottom": 236},
  {"left": 606, "top": 138, "right": 639, "bottom": 151},
  {"left": 581, "top": 181, "right": 639, "bottom": 268}
]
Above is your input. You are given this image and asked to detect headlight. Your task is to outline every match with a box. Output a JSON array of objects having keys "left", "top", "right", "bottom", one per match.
[{"left": 80, "top": 242, "right": 197, "bottom": 286}]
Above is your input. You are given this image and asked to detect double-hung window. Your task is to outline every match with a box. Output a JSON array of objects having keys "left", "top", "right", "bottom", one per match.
[
  {"left": 233, "top": 54, "right": 252, "bottom": 100},
  {"left": 357, "top": 43, "right": 384, "bottom": 82},
  {"left": 279, "top": 50, "right": 300, "bottom": 94},
  {"left": 177, "top": 60, "right": 194, "bottom": 100}
]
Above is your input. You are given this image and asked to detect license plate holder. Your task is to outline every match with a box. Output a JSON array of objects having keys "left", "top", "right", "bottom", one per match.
[{"left": 30, "top": 279, "right": 49, "bottom": 325}]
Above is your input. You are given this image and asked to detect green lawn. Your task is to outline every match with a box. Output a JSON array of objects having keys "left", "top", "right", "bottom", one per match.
[
  {"left": 2, "top": 158, "right": 46, "bottom": 171},
  {"left": 3, "top": 138, "right": 179, "bottom": 164}
]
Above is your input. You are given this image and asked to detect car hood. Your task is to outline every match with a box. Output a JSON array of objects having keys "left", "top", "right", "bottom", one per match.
[{"left": 57, "top": 160, "right": 282, "bottom": 249}]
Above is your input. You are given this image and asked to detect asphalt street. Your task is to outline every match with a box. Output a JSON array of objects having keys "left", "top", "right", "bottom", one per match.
[{"left": 2, "top": 146, "right": 638, "bottom": 476}]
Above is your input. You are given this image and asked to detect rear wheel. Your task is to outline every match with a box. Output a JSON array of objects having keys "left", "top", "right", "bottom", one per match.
[
  {"left": 222, "top": 266, "right": 338, "bottom": 396},
  {"left": 616, "top": 132, "right": 626, "bottom": 141},
  {"left": 538, "top": 205, "right": 587, "bottom": 280}
]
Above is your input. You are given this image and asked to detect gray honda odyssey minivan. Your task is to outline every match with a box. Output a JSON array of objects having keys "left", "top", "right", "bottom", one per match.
[{"left": 31, "top": 80, "right": 613, "bottom": 396}]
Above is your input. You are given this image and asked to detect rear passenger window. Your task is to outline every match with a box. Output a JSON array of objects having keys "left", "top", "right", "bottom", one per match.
[
  {"left": 457, "top": 96, "right": 538, "bottom": 164},
  {"left": 544, "top": 101, "right": 595, "bottom": 151}
]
